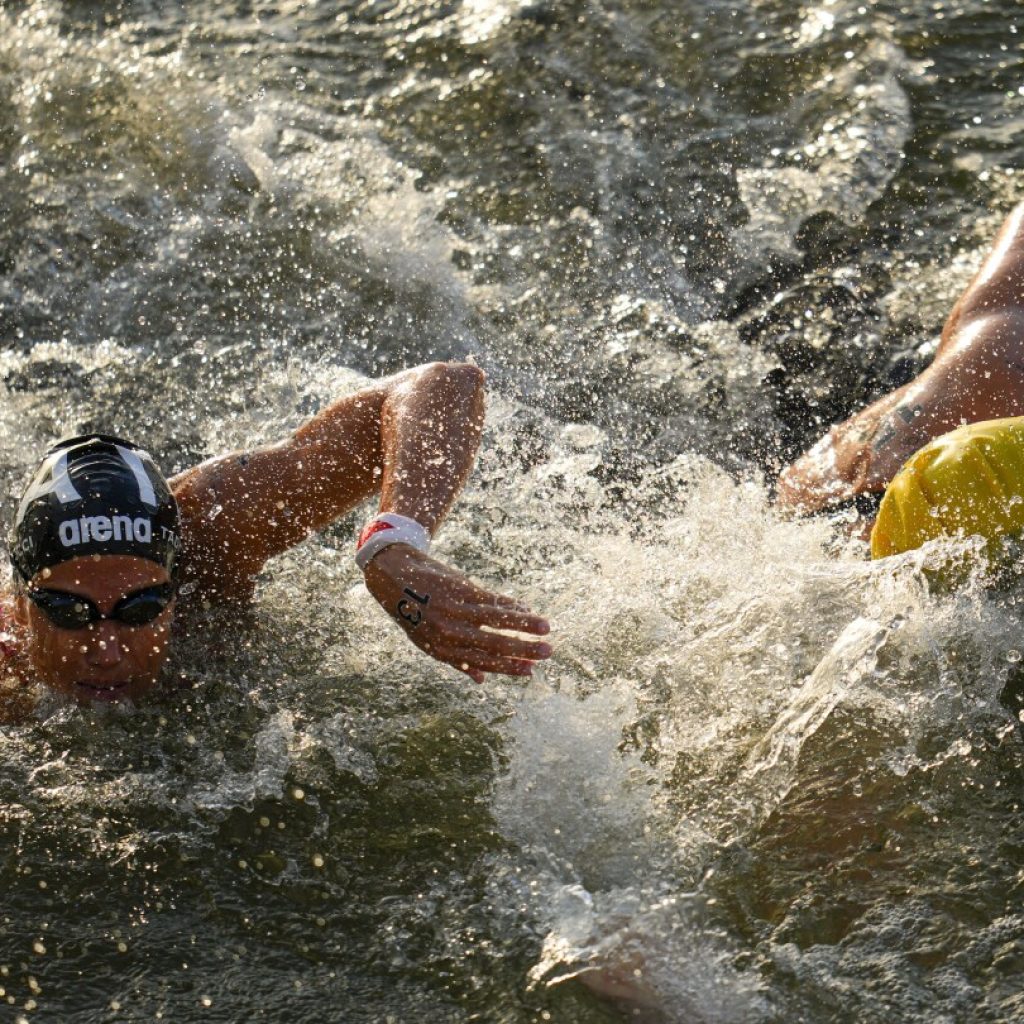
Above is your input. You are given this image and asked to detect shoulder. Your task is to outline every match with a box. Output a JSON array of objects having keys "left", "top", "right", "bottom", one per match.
[{"left": 169, "top": 451, "right": 290, "bottom": 608}]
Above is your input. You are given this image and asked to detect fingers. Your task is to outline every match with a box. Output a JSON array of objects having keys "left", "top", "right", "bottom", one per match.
[
  {"left": 425, "top": 578, "right": 542, "bottom": 623},
  {"left": 444, "top": 600, "right": 550, "bottom": 636},
  {"left": 776, "top": 391, "right": 912, "bottom": 515},
  {"left": 434, "top": 618, "right": 552, "bottom": 661},
  {"left": 425, "top": 641, "right": 538, "bottom": 678},
  {"left": 775, "top": 440, "right": 851, "bottom": 513},
  {"left": 474, "top": 589, "right": 532, "bottom": 612},
  {"left": 417, "top": 614, "right": 552, "bottom": 680}
]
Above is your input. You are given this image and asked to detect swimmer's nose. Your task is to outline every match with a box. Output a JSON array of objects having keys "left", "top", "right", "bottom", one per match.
[{"left": 85, "top": 623, "right": 125, "bottom": 668}]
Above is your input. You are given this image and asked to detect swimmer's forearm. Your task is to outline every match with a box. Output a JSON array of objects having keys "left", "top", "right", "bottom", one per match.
[{"left": 377, "top": 362, "right": 485, "bottom": 533}]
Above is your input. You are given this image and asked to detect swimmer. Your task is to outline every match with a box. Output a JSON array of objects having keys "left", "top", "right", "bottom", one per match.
[
  {"left": 0, "top": 363, "right": 552, "bottom": 717},
  {"left": 777, "top": 202, "right": 1024, "bottom": 520}
]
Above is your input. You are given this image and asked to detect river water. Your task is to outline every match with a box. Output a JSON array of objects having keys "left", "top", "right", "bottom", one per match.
[{"left": 1, "top": 1, "right": 1023, "bottom": 1021}]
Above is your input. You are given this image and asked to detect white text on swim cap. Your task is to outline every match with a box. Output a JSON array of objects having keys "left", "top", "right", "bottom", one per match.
[{"left": 58, "top": 515, "right": 152, "bottom": 547}]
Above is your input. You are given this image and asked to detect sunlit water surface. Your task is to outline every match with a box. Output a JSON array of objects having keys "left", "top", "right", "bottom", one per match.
[{"left": 1, "top": 0, "right": 1024, "bottom": 1021}]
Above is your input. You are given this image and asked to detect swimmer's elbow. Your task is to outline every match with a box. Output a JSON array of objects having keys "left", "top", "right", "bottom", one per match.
[
  {"left": 416, "top": 360, "right": 486, "bottom": 399},
  {"left": 426, "top": 360, "right": 484, "bottom": 386}
]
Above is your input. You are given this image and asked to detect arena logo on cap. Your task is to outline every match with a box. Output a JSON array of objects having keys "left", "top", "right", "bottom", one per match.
[{"left": 58, "top": 515, "right": 153, "bottom": 548}]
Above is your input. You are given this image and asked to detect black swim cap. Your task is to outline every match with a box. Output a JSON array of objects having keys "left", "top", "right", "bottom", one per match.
[{"left": 8, "top": 435, "right": 181, "bottom": 583}]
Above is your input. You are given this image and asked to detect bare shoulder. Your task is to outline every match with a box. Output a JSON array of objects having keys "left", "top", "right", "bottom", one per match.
[{"left": 169, "top": 451, "right": 281, "bottom": 607}]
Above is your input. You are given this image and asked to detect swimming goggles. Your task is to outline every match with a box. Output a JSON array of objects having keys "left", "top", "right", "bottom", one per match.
[{"left": 27, "top": 583, "right": 175, "bottom": 630}]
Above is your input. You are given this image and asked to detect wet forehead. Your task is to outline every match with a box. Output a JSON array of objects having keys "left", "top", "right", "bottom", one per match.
[{"left": 30, "top": 555, "right": 169, "bottom": 603}]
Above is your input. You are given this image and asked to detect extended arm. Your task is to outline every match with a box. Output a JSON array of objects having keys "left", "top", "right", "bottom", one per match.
[
  {"left": 172, "top": 362, "right": 550, "bottom": 680},
  {"left": 776, "top": 203, "right": 1024, "bottom": 516}
]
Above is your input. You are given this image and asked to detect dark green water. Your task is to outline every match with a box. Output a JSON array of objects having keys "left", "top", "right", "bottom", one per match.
[{"left": 1, "top": 1, "right": 1023, "bottom": 1021}]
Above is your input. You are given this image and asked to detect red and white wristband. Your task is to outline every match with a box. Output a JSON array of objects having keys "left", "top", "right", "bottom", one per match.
[{"left": 355, "top": 513, "right": 432, "bottom": 571}]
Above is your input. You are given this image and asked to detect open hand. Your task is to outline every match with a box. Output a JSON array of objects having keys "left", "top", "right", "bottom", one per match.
[{"left": 361, "top": 544, "right": 551, "bottom": 683}]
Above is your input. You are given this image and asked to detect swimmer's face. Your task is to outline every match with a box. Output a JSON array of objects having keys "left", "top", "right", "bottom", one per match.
[{"left": 15, "top": 555, "right": 175, "bottom": 704}]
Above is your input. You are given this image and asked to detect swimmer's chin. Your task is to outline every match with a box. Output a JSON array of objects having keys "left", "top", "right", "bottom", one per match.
[{"left": 72, "top": 679, "right": 136, "bottom": 703}]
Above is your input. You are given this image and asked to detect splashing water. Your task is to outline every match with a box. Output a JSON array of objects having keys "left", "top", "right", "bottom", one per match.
[{"left": 2, "top": 0, "right": 1024, "bottom": 1021}]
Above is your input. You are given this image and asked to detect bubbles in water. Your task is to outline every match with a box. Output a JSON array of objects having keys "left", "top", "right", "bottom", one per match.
[{"left": 1, "top": 1, "right": 1021, "bottom": 1022}]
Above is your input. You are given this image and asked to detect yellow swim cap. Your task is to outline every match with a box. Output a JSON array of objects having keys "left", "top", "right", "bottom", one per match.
[{"left": 870, "top": 417, "right": 1024, "bottom": 561}]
